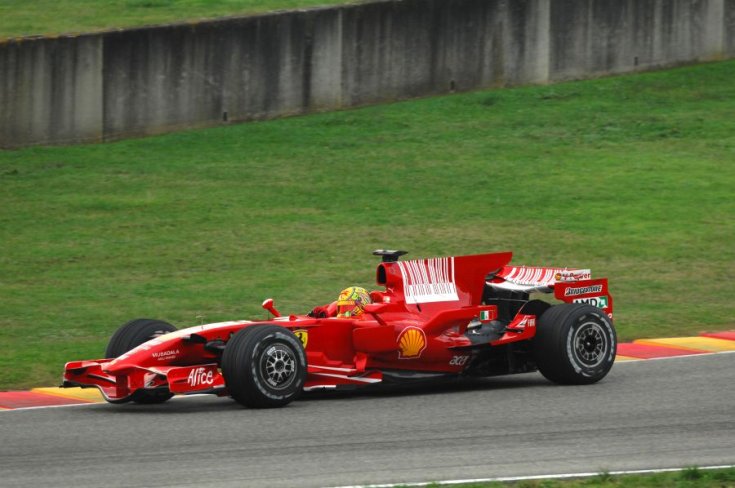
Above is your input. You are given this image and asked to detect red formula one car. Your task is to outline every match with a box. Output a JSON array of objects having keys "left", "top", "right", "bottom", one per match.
[{"left": 63, "top": 250, "right": 616, "bottom": 408}]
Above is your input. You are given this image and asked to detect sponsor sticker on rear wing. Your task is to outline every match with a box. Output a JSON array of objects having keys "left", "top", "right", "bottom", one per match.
[
  {"left": 489, "top": 266, "right": 593, "bottom": 293},
  {"left": 554, "top": 278, "right": 613, "bottom": 320}
]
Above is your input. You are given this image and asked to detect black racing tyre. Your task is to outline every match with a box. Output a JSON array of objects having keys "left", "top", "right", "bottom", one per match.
[
  {"left": 533, "top": 304, "right": 616, "bottom": 385},
  {"left": 105, "top": 318, "right": 177, "bottom": 404},
  {"left": 222, "top": 325, "right": 307, "bottom": 408}
]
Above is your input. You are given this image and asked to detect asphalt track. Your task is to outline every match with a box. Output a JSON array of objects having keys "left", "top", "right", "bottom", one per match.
[{"left": 1, "top": 353, "right": 733, "bottom": 488}]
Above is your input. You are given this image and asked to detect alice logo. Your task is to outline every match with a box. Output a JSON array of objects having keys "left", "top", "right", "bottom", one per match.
[{"left": 398, "top": 327, "right": 427, "bottom": 359}]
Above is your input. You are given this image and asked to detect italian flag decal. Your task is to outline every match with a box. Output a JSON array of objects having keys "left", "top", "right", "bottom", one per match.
[{"left": 480, "top": 310, "right": 491, "bottom": 321}]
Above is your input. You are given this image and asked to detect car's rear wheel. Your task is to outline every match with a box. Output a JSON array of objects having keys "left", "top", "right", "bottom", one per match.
[
  {"left": 533, "top": 304, "right": 616, "bottom": 384},
  {"left": 222, "top": 325, "right": 306, "bottom": 408},
  {"left": 105, "top": 318, "right": 177, "bottom": 404}
]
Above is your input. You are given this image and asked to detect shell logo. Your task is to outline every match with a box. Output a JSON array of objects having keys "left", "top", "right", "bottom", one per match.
[{"left": 397, "top": 327, "right": 427, "bottom": 359}]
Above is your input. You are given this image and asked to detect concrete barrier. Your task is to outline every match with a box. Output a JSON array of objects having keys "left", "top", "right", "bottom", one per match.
[
  {"left": 726, "top": 0, "right": 735, "bottom": 56},
  {"left": 1, "top": 0, "right": 732, "bottom": 148},
  {"left": 0, "top": 35, "right": 102, "bottom": 146},
  {"left": 549, "top": 0, "right": 728, "bottom": 80}
]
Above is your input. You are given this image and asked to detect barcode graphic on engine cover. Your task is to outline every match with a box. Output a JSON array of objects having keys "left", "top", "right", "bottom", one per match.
[{"left": 397, "top": 257, "right": 459, "bottom": 304}]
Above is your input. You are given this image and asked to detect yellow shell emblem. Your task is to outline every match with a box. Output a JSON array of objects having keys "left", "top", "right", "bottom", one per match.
[{"left": 398, "top": 327, "right": 426, "bottom": 359}]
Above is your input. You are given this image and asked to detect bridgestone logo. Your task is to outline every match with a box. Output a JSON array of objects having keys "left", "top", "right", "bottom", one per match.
[{"left": 564, "top": 285, "right": 603, "bottom": 296}]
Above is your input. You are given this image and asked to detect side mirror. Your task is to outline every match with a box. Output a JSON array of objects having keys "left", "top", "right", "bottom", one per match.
[{"left": 262, "top": 298, "right": 281, "bottom": 318}]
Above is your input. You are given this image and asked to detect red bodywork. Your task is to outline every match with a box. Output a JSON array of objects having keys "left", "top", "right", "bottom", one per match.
[{"left": 63, "top": 251, "right": 613, "bottom": 401}]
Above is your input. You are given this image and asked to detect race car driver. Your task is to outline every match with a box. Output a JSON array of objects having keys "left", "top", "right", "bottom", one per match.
[{"left": 309, "top": 286, "right": 372, "bottom": 318}]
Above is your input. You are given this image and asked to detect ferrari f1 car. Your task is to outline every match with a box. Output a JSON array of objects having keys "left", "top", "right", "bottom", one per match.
[{"left": 63, "top": 250, "right": 616, "bottom": 408}]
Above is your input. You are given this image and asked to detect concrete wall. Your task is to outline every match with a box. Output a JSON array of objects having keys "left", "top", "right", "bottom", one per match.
[
  {"left": 1, "top": 0, "right": 732, "bottom": 148},
  {"left": 726, "top": 0, "right": 735, "bottom": 56},
  {"left": 0, "top": 36, "right": 102, "bottom": 146},
  {"left": 549, "top": 0, "right": 728, "bottom": 80}
]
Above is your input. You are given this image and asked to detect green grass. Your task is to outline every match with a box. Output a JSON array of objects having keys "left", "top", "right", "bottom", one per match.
[
  {"left": 1, "top": 61, "right": 734, "bottom": 390},
  {"left": 425, "top": 466, "right": 735, "bottom": 487},
  {"left": 0, "top": 0, "right": 358, "bottom": 40}
]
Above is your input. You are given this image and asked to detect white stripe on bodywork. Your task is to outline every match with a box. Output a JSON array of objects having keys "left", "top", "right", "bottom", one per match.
[
  {"left": 303, "top": 385, "right": 338, "bottom": 391},
  {"left": 309, "top": 365, "right": 358, "bottom": 373},
  {"left": 311, "top": 372, "right": 382, "bottom": 384},
  {"left": 398, "top": 257, "right": 459, "bottom": 304}
]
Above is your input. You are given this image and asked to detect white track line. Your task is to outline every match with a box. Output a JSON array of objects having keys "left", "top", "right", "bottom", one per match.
[
  {"left": 0, "top": 392, "right": 211, "bottom": 412},
  {"left": 330, "top": 464, "right": 735, "bottom": 488},
  {"left": 0, "top": 402, "right": 100, "bottom": 412}
]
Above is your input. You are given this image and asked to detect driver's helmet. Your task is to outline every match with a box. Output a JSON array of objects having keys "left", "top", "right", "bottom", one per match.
[{"left": 336, "top": 286, "right": 372, "bottom": 318}]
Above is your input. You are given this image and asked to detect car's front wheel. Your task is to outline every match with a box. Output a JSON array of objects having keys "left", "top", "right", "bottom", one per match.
[
  {"left": 105, "top": 318, "right": 177, "bottom": 404},
  {"left": 533, "top": 304, "right": 616, "bottom": 384},
  {"left": 222, "top": 325, "right": 307, "bottom": 408}
]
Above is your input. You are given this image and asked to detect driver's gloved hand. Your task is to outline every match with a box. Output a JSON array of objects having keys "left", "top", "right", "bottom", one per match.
[{"left": 308, "top": 306, "right": 328, "bottom": 318}]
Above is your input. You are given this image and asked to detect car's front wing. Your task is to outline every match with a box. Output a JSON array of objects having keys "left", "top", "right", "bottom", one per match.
[
  {"left": 63, "top": 360, "right": 226, "bottom": 401},
  {"left": 63, "top": 359, "right": 389, "bottom": 400}
]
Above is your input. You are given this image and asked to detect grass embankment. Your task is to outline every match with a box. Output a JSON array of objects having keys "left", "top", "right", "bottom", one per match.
[
  {"left": 1, "top": 61, "right": 734, "bottom": 389},
  {"left": 448, "top": 466, "right": 735, "bottom": 487},
  {"left": 0, "top": 0, "right": 357, "bottom": 40}
]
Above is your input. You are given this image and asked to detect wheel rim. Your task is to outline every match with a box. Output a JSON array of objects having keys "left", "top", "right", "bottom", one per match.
[
  {"left": 572, "top": 320, "right": 608, "bottom": 367},
  {"left": 259, "top": 344, "right": 298, "bottom": 390}
]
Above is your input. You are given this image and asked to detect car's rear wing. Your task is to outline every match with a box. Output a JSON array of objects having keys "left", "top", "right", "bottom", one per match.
[
  {"left": 488, "top": 266, "right": 613, "bottom": 319},
  {"left": 372, "top": 253, "right": 613, "bottom": 320}
]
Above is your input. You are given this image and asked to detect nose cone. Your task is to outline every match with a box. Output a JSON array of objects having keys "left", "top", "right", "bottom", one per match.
[{"left": 103, "top": 334, "right": 184, "bottom": 373}]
